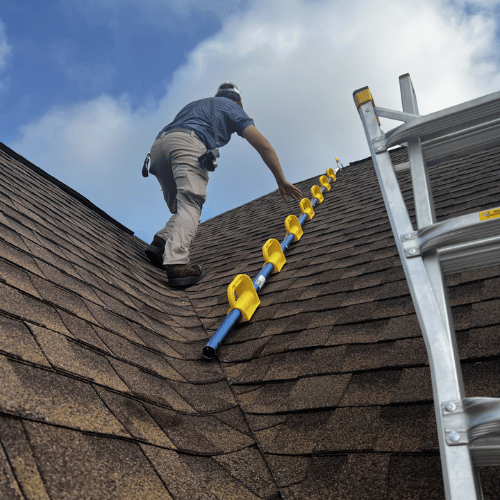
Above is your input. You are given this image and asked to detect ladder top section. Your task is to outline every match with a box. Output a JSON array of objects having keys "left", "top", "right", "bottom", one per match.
[{"left": 354, "top": 80, "right": 500, "bottom": 165}]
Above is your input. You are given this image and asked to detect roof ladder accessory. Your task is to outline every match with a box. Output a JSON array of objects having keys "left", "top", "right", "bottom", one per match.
[
  {"left": 263, "top": 238, "right": 286, "bottom": 273},
  {"left": 354, "top": 73, "right": 500, "bottom": 500},
  {"left": 300, "top": 198, "right": 315, "bottom": 220},
  {"left": 319, "top": 175, "right": 331, "bottom": 191},
  {"left": 227, "top": 274, "right": 260, "bottom": 322},
  {"left": 202, "top": 167, "right": 340, "bottom": 359},
  {"left": 327, "top": 167, "right": 337, "bottom": 181},
  {"left": 311, "top": 185, "right": 324, "bottom": 204},
  {"left": 285, "top": 214, "right": 303, "bottom": 242}
]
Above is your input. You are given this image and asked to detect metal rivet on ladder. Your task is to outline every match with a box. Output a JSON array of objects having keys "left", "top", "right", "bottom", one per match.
[
  {"left": 408, "top": 248, "right": 417, "bottom": 255},
  {"left": 448, "top": 432, "right": 461, "bottom": 443},
  {"left": 445, "top": 402, "right": 456, "bottom": 412}
]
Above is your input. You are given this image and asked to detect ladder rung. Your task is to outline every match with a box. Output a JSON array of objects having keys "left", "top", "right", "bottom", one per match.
[
  {"left": 401, "top": 210, "right": 500, "bottom": 273},
  {"left": 466, "top": 398, "right": 500, "bottom": 467},
  {"left": 421, "top": 118, "right": 500, "bottom": 165},
  {"left": 372, "top": 91, "right": 500, "bottom": 163},
  {"left": 383, "top": 90, "right": 500, "bottom": 148},
  {"left": 443, "top": 398, "right": 500, "bottom": 467},
  {"left": 470, "top": 438, "right": 500, "bottom": 467},
  {"left": 439, "top": 236, "right": 500, "bottom": 275}
]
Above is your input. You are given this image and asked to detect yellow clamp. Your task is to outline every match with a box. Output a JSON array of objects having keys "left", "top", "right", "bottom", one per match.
[
  {"left": 263, "top": 238, "right": 286, "bottom": 273},
  {"left": 285, "top": 214, "right": 303, "bottom": 242},
  {"left": 300, "top": 198, "right": 315, "bottom": 220},
  {"left": 311, "top": 185, "right": 324, "bottom": 204},
  {"left": 227, "top": 274, "right": 260, "bottom": 322},
  {"left": 319, "top": 175, "right": 331, "bottom": 191},
  {"left": 327, "top": 167, "right": 337, "bottom": 181}
]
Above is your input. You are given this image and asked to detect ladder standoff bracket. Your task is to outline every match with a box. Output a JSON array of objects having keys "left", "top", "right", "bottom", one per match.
[
  {"left": 300, "top": 198, "right": 315, "bottom": 220},
  {"left": 319, "top": 175, "right": 331, "bottom": 191},
  {"left": 372, "top": 134, "right": 387, "bottom": 154},
  {"left": 285, "top": 214, "right": 303, "bottom": 242},
  {"left": 400, "top": 231, "right": 421, "bottom": 258},
  {"left": 311, "top": 185, "right": 324, "bottom": 203},
  {"left": 327, "top": 167, "right": 337, "bottom": 181},
  {"left": 263, "top": 238, "right": 286, "bottom": 273},
  {"left": 442, "top": 400, "right": 469, "bottom": 446},
  {"left": 227, "top": 274, "right": 260, "bottom": 322}
]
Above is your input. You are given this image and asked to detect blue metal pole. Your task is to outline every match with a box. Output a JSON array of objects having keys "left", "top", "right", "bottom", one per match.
[
  {"left": 203, "top": 176, "right": 335, "bottom": 359},
  {"left": 203, "top": 309, "right": 242, "bottom": 359},
  {"left": 281, "top": 233, "right": 295, "bottom": 252}
]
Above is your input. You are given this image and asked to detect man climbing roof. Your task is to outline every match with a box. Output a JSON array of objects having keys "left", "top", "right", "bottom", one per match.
[{"left": 143, "top": 82, "right": 303, "bottom": 288}]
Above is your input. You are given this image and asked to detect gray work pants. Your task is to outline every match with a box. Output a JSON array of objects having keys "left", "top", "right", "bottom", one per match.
[{"left": 149, "top": 131, "right": 209, "bottom": 265}]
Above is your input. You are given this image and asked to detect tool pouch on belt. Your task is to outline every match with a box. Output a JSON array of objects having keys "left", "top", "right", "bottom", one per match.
[{"left": 198, "top": 148, "right": 220, "bottom": 172}]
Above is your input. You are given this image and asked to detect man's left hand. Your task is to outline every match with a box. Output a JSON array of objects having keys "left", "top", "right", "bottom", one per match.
[{"left": 279, "top": 181, "right": 303, "bottom": 203}]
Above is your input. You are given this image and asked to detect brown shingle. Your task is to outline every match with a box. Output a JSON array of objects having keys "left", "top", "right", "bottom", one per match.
[
  {"left": 0, "top": 417, "right": 50, "bottom": 500},
  {"left": 94, "top": 387, "right": 176, "bottom": 448},
  {"left": 30, "top": 325, "right": 130, "bottom": 391},
  {"left": 0, "top": 355, "right": 127, "bottom": 435},
  {"left": 24, "top": 421, "right": 172, "bottom": 500},
  {"left": 0, "top": 314, "right": 50, "bottom": 366}
]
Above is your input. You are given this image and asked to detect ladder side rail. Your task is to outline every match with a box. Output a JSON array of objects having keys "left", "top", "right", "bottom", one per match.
[
  {"left": 399, "top": 73, "right": 419, "bottom": 114},
  {"left": 399, "top": 74, "right": 437, "bottom": 229},
  {"left": 399, "top": 75, "right": 454, "bottom": 354},
  {"left": 355, "top": 93, "right": 483, "bottom": 500}
]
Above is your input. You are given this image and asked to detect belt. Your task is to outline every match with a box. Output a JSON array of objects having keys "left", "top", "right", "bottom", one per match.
[{"left": 165, "top": 128, "right": 202, "bottom": 142}]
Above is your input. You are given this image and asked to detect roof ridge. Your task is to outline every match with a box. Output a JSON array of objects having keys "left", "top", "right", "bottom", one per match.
[{"left": 0, "top": 142, "right": 134, "bottom": 236}]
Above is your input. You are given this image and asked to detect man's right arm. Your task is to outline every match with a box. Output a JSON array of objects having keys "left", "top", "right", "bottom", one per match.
[{"left": 242, "top": 125, "right": 302, "bottom": 202}]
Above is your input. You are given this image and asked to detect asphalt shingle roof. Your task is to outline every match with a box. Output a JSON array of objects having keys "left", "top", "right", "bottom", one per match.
[{"left": 0, "top": 140, "right": 499, "bottom": 499}]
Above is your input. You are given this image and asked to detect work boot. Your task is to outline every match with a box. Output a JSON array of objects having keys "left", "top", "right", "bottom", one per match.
[
  {"left": 165, "top": 264, "right": 205, "bottom": 288},
  {"left": 145, "top": 236, "right": 166, "bottom": 268}
]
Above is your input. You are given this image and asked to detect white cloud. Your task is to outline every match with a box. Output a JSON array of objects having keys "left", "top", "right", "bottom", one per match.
[{"left": 11, "top": 0, "right": 500, "bottom": 241}]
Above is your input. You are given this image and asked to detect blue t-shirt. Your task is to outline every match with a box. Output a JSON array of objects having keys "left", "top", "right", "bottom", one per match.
[{"left": 156, "top": 97, "right": 254, "bottom": 150}]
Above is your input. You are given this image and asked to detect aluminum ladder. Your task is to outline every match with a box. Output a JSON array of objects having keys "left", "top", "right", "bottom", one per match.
[{"left": 353, "top": 73, "right": 500, "bottom": 500}]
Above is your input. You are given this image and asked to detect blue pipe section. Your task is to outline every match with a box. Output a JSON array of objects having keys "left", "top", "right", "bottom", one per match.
[
  {"left": 202, "top": 309, "right": 242, "bottom": 360},
  {"left": 203, "top": 178, "right": 334, "bottom": 359}
]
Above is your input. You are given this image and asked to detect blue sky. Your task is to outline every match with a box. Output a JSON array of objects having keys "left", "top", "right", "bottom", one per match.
[{"left": 1, "top": 0, "right": 499, "bottom": 243}]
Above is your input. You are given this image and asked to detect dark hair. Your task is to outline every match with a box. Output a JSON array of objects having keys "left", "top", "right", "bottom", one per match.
[{"left": 215, "top": 83, "right": 240, "bottom": 103}]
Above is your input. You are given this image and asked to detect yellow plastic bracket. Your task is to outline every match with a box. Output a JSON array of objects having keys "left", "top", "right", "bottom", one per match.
[
  {"left": 262, "top": 238, "right": 286, "bottom": 273},
  {"left": 285, "top": 214, "right": 303, "bottom": 242},
  {"left": 300, "top": 198, "right": 315, "bottom": 220},
  {"left": 319, "top": 175, "right": 331, "bottom": 191},
  {"left": 227, "top": 274, "right": 260, "bottom": 322},
  {"left": 326, "top": 167, "right": 337, "bottom": 181},
  {"left": 311, "top": 185, "right": 324, "bottom": 204}
]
